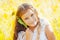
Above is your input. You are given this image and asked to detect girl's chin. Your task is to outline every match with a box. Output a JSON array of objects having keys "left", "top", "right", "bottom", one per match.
[{"left": 30, "top": 25, "right": 36, "bottom": 27}]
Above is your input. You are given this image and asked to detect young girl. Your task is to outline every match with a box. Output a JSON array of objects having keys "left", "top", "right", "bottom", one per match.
[{"left": 14, "top": 3, "right": 55, "bottom": 40}]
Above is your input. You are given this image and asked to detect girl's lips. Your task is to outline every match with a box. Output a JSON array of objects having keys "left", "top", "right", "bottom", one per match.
[{"left": 29, "top": 21, "right": 37, "bottom": 26}]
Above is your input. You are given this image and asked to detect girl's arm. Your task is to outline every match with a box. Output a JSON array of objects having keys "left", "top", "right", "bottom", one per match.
[{"left": 45, "top": 25, "right": 55, "bottom": 40}]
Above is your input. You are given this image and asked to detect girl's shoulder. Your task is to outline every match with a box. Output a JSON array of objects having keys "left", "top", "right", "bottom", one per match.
[
  {"left": 39, "top": 17, "right": 53, "bottom": 32},
  {"left": 39, "top": 17, "right": 50, "bottom": 26}
]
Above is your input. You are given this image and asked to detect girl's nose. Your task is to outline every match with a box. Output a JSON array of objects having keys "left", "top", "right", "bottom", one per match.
[{"left": 29, "top": 17, "right": 34, "bottom": 22}]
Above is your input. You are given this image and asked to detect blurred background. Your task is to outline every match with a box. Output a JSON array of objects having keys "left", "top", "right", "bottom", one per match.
[{"left": 0, "top": 0, "right": 60, "bottom": 40}]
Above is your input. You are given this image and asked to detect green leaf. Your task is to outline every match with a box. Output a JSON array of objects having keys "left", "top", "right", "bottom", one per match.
[{"left": 17, "top": 17, "right": 27, "bottom": 28}]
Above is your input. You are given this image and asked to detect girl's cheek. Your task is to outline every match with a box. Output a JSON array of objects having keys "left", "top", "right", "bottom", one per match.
[{"left": 25, "top": 20, "right": 29, "bottom": 23}]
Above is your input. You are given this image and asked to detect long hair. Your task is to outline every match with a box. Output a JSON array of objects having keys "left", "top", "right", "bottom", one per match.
[{"left": 13, "top": 3, "right": 38, "bottom": 40}]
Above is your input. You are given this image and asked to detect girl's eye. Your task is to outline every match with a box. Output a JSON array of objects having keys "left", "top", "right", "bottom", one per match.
[
  {"left": 31, "top": 14, "right": 33, "bottom": 17},
  {"left": 25, "top": 17, "right": 29, "bottom": 20}
]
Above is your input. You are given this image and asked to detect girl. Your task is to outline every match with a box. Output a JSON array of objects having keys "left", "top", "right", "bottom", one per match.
[{"left": 14, "top": 3, "right": 55, "bottom": 40}]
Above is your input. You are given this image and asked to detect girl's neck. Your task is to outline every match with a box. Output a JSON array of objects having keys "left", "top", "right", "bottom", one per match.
[{"left": 29, "top": 26, "right": 36, "bottom": 32}]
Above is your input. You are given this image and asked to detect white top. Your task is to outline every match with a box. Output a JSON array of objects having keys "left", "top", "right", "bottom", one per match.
[{"left": 17, "top": 18, "right": 53, "bottom": 40}]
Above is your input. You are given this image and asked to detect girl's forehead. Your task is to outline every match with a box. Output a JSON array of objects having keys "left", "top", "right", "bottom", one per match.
[{"left": 21, "top": 9, "right": 34, "bottom": 18}]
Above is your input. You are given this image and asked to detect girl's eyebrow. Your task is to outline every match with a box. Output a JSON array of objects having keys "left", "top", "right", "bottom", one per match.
[{"left": 30, "top": 8, "right": 34, "bottom": 11}]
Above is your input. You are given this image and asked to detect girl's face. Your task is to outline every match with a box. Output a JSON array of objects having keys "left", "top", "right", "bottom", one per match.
[{"left": 21, "top": 9, "right": 38, "bottom": 27}]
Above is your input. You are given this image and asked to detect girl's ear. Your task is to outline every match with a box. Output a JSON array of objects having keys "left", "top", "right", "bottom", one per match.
[{"left": 17, "top": 16, "right": 28, "bottom": 28}]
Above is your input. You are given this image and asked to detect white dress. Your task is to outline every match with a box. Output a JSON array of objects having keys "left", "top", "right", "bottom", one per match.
[{"left": 17, "top": 18, "right": 53, "bottom": 40}]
